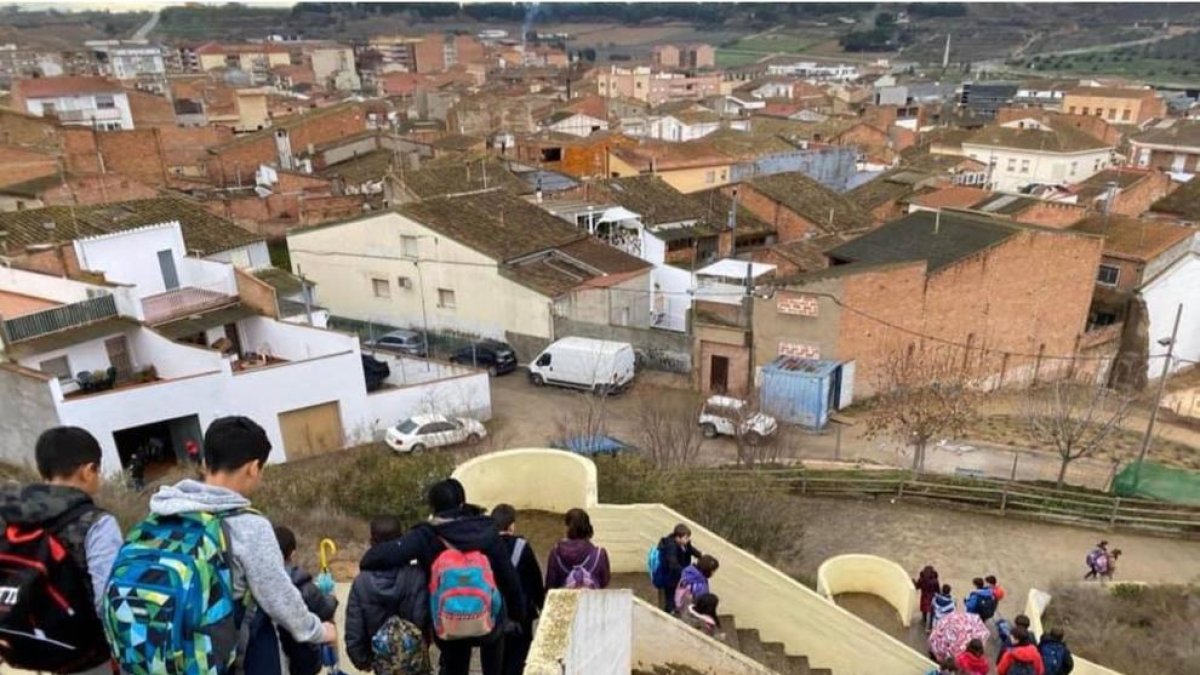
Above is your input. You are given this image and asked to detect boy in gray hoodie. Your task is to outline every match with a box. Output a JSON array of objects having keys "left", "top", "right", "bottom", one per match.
[{"left": 147, "top": 416, "right": 337, "bottom": 672}]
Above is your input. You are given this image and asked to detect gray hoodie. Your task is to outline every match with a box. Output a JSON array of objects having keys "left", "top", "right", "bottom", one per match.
[{"left": 149, "top": 480, "right": 325, "bottom": 648}]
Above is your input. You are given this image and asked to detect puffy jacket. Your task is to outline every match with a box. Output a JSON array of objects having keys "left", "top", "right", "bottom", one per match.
[
  {"left": 998, "top": 644, "right": 1045, "bottom": 675},
  {"left": 657, "top": 535, "right": 701, "bottom": 590},
  {"left": 279, "top": 565, "right": 338, "bottom": 675},
  {"left": 964, "top": 587, "right": 995, "bottom": 614},
  {"left": 499, "top": 534, "right": 545, "bottom": 632},
  {"left": 931, "top": 593, "right": 955, "bottom": 622},
  {"left": 674, "top": 564, "right": 710, "bottom": 611},
  {"left": 344, "top": 564, "right": 428, "bottom": 670},
  {"left": 956, "top": 651, "right": 990, "bottom": 675}
]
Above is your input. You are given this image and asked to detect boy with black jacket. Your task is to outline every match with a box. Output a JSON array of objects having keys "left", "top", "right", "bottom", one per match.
[
  {"left": 491, "top": 504, "right": 545, "bottom": 675},
  {"left": 657, "top": 523, "right": 702, "bottom": 613},
  {"left": 274, "top": 526, "right": 339, "bottom": 675},
  {"left": 345, "top": 515, "right": 430, "bottom": 673},
  {"left": 358, "top": 479, "right": 525, "bottom": 675}
]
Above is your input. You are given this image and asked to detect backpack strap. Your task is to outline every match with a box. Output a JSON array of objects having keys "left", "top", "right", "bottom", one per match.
[{"left": 510, "top": 537, "right": 527, "bottom": 569}]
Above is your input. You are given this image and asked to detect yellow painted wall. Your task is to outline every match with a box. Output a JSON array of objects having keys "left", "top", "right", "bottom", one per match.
[
  {"left": 817, "top": 554, "right": 919, "bottom": 628},
  {"left": 1025, "top": 588, "right": 1126, "bottom": 675},
  {"left": 454, "top": 449, "right": 934, "bottom": 675},
  {"left": 234, "top": 91, "right": 269, "bottom": 132},
  {"left": 657, "top": 164, "right": 733, "bottom": 194}
]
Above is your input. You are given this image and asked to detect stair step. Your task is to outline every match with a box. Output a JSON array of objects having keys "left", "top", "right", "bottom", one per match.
[
  {"left": 717, "top": 614, "right": 740, "bottom": 651},
  {"left": 761, "top": 641, "right": 793, "bottom": 674},
  {"left": 786, "top": 654, "right": 813, "bottom": 675},
  {"left": 736, "top": 627, "right": 767, "bottom": 664},
  {"left": 808, "top": 669, "right": 833, "bottom": 675}
]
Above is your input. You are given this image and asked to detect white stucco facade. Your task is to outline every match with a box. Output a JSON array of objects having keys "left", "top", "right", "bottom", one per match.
[
  {"left": 1142, "top": 247, "right": 1200, "bottom": 380},
  {"left": 23, "top": 90, "right": 133, "bottom": 130},
  {"left": 546, "top": 113, "right": 608, "bottom": 138}
]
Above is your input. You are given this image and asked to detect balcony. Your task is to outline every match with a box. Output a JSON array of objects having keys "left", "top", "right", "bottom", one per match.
[
  {"left": 1, "top": 294, "right": 119, "bottom": 343},
  {"left": 55, "top": 107, "right": 123, "bottom": 123},
  {"left": 141, "top": 257, "right": 239, "bottom": 326}
]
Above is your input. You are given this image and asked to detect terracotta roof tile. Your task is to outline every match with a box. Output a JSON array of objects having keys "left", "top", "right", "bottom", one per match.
[
  {"left": 14, "top": 76, "right": 123, "bottom": 98},
  {"left": 1070, "top": 214, "right": 1194, "bottom": 262}
]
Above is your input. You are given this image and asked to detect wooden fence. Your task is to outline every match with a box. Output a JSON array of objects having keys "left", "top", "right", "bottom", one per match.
[{"left": 682, "top": 468, "right": 1200, "bottom": 537}]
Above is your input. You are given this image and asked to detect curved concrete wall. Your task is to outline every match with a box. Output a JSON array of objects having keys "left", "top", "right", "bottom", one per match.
[
  {"left": 1025, "top": 588, "right": 1125, "bottom": 675},
  {"left": 453, "top": 447, "right": 598, "bottom": 512},
  {"left": 817, "top": 554, "right": 919, "bottom": 628},
  {"left": 455, "top": 450, "right": 933, "bottom": 675}
]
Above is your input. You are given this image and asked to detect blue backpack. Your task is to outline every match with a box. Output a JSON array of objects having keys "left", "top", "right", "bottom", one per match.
[
  {"left": 102, "top": 510, "right": 247, "bottom": 675},
  {"left": 1040, "top": 640, "right": 1069, "bottom": 675},
  {"left": 647, "top": 544, "right": 669, "bottom": 589}
]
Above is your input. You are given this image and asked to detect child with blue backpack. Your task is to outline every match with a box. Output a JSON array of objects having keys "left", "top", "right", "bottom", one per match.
[
  {"left": 103, "top": 416, "right": 337, "bottom": 675},
  {"left": 1038, "top": 627, "right": 1075, "bottom": 675}
]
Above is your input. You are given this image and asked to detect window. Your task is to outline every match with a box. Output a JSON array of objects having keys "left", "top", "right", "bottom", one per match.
[
  {"left": 400, "top": 235, "right": 418, "bottom": 258},
  {"left": 1068, "top": 106, "right": 1077, "bottom": 115},
  {"left": 1121, "top": 109, "right": 1131, "bottom": 121},
  {"left": 1097, "top": 264, "right": 1120, "bottom": 286},
  {"left": 1108, "top": 108, "right": 1117, "bottom": 120},
  {"left": 438, "top": 288, "right": 456, "bottom": 309},
  {"left": 536, "top": 353, "right": 551, "bottom": 366},
  {"left": 1006, "top": 158, "right": 1017, "bottom": 172},
  {"left": 397, "top": 276, "right": 413, "bottom": 290},
  {"left": 39, "top": 356, "right": 72, "bottom": 383},
  {"left": 1070, "top": 161, "right": 1078, "bottom": 176},
  {"left": 372, "top": 278, "right": 390, "bottom": 298},
  {"left": 95, "top": 94, "right": 116, "bottom": 109},
  {"left": 1020, "top": 159, "right": 1030, "bottom": 174},
  {"left": 1095, "top": 109, "right": 1103, "bottom": 117},
  {"left": 1081, "top": 107, "right": 1089, "bottom": 116}
]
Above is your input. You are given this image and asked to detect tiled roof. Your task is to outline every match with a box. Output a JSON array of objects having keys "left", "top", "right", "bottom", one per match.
[
  {"left": 828, "top": 210, "right": 1022, "bottom": 273},
  {"left": 1132, "top": 120, "right": 1200, "bottom": 149},
  {"left": 318, "top": 149, "right": 392, "bottom": 186},
  {"left": 1150, "top": 177, "right": 1200, "bottom": 221},
  {"left": 399, "top": 157, "right": 529, "bottom": 199},
  {"left": 0, "top": 197, "right": 263, "bottom": 256},
  {"left": 1070, "top": 214, "right": 1194, "bottom": 262},
  {"left": 253, "top": 267, "right": 310, "bottom": 296},
  {"left": 610, "top": 141, "right": 730, "bottom": 171},
  {"left": 1064, "top": 86, "right": 1158, "bottom": 100},
  {"left": 596, "top": 175, "right": 709, "bottom": 226},
  {"left": 14, "top": 76, "right": 123, "bottom": 99},
  {"left": 703, "top": 128, "right": 798, "bottom": 158},
  {"left": 689, "top": 187, "right": 774, "bottom": 236},
  {"left": 1074, "top": 168, "right": 1155, "bottom": 202},
  {"left": 195, "top": 41, "right": 289, "bottom": 55},
  {"left": 767, "top": 234, "right": 845, "bottom": 273},
  {"left": 396, "top": 190, "right": 648, "bottom": 296},
  {"left": 209, "top": 102, "right": 364, "bottom": 153},
  {"left": 964, "top": 123, "right": 1112, "bottom": 153},
  {"left": 744, "top": 171, "right": 873, "bottom": 234},
  {"left": 909, "top": 186, "right": 991, "bottom": 210}
]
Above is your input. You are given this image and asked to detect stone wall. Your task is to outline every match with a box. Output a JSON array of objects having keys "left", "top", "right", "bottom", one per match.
[{"left": 0, "top": 365, "right": 59, "bottom": 471}]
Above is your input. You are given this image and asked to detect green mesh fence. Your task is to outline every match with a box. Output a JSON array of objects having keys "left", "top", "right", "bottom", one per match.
[{"left": 1114, "top": 461, "right": 1200, "bottom": 505}]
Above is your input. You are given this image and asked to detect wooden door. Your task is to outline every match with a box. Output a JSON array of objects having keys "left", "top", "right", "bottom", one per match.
[
  {"left": 710, "top": 355, "right": 729, "bottom": 393},
  {"left": 105, "top": 336, "right": 133, "bottom": 381},
  {"left": 278, "top": 402, "right": 344, "bottom": 461}
]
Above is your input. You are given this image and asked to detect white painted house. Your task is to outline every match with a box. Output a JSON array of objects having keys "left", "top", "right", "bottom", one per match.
[
  {"left": 621, "top": 111, "right": 742, "bottom": 143},
  {"left": 541, "top": 111, "right": 608, "bottom": 138},
  {"left": 960, "top": 118, "right": 1115, "bottom": 193},
  {"left": 1143, "top": 237, "right": 1200, "bottom": 380},
  {"left": 13, "top": 76, "right": 134, "bottom": 130},
  {"left": 0, "top": 227, "right": 490, "bottom": 475}
]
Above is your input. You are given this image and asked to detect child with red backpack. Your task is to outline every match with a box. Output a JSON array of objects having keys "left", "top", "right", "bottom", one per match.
[
  {"left": 0, "top": 427, "right": 123, "bottom": 675},
  {"left": 357, "top": 479, "right": 524, "bottom": 675},
  {"left": 545, "top": 508, "right": 611, "bottom": 591}
]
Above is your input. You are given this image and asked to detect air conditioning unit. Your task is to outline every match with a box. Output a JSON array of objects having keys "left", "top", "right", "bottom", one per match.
[{"left": 397, "top": 277, "right": 413, "bottom": 289}]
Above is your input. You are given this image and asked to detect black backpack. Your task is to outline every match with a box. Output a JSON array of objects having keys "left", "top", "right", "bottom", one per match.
[
  {"left": 0, "top": 502, "right": 111, "bottom": 673},
  {"left": 974, "top": 592, "right": 998, "bottom": 621}
]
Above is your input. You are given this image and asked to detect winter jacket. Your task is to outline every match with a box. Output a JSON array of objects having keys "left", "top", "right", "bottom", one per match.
[
  {"left": 1038, "top": 635, "right": 1075, "bottom": 675},
  {"left": 545, "top": 538, "right": 611, "bottom": 590},
  {"left": 990, "top": 583, "right": 1008, "bottom": 602},
  {"left": 674, "top": 564, "right": 710, "bottom": 611},
  {"left": 955, "top": 651, "right": 990, "bottom": 675},
  {"left": 964, "top": 587, "right": 996, "bottom": 614},
  {"left": 279, "top": 565, "right": 338, "bottom": 675},
  {"left": 657, "top": 535, "right": 701, "bottom": 591},
  {"left": 931, "top": 592, "right": 955, "bottom": 623},
  {"left": 998, "top": 644, "right": 1045, "bottom": 675},
  {"left": 344, "top": 563, "right": 429, "bottom": 671},
  {"left": 914, "top": 571, "right": 940, "bottom": 613},
  {"left": 499, "top": 533, "right": 545, "bottom": 632},
  {"left": 0, "top": 483, "right": 121, "bottom": 671},
  {"left": 149, "top": 480, "right": 327, "bottom": 659},
  {"left": 358, "top": 507, "right": 526, "bottom": 632}
]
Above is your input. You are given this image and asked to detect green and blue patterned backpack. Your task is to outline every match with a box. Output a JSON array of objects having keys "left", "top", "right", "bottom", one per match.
[{"left": 102, "top": 510, "right": 248, "bottom": 675}]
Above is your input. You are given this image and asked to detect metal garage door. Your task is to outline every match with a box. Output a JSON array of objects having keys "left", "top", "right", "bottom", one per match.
[{"left": 278, "top": 401, "right": 344, "bottom": 460}]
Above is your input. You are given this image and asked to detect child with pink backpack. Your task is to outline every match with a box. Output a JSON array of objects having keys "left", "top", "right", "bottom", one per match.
[{"left": 545, "top": 509, "right": 611, "bottom": 590}]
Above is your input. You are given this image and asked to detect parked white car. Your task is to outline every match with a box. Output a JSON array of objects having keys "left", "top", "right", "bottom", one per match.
[
  {"left": 698, "top": 395, "right": 778, "bottom": 444},
  {"left": 385, "top": 414, "right": 487, "bottom": 453}
]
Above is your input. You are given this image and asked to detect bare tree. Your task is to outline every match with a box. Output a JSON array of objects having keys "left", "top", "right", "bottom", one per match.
[
  {"left": 552, "top": 390, "right": 611, "bottom": 447},
  {"left": 1019, "top": 379, "right": 1133, "bottom": 487},
  {"left": 864, "top": 343, "right": 983, "bottom": 472},
  {"left": 637, "top": 393, "right": 705, "bottom": 469},
  {"left": 722, "top": 390, "right": 792, "bottom": 468}
]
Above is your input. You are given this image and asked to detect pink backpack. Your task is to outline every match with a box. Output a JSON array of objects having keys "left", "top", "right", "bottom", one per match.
[
  {"left": 429, "top": 541, "right": 501, "bottom": 640},
  {"left": 556, "top": 549, "right": 601, "bottom": 590}
]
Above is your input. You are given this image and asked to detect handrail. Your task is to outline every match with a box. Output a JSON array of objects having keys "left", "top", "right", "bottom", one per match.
[{"left": 1, "top": 294, "right": 119, "bottom": 342}]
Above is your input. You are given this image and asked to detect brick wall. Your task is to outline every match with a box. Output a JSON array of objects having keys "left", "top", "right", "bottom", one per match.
[
  {"left": 697, "top": 340, "right": 750, "bottom": 395},
  {"left": 1112, "top": 171, "right": 1173, "bottom": 217},
  {"left": 159, "top": 126, "right": 231, "bottom": 174},
  {"left": 127, "top": 90, "right": 176, "bottom": 128},
  {"left": 0, "top": 109, "right": 60, "bottom": 150},
  {"left": 62, "top": 128, "right": 168, "bottom": 186},
  {"left": 833, "top": 123, "right": 894, "bottom": 164},
  {"left": 729, "top": 184, "right": 814, "bottom": 242},
  {"left": 206, "top": 104, "right": 366, "bottom": 185},
  {"left": 0, "top": 145, "right": 57, "bottom": 186},
  {"left": 40, "top": 174, "right": 158, "bottom": 206},
  {"left": 1012, "top": 201, "right": 1087, "bottom": 229}
]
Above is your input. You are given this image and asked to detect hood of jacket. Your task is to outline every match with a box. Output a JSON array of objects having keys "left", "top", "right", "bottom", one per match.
[
  {"left": 288, "top": 564, "right": 313, "bottom": 588},
  {"left": 149, "top": 479, "right": 251, "bottom": 516},
  {"left": 1007, "top": 644, "right": 1041, "bottom": 664},
  {"left": 430, "top": 512, "right": 500, "bottom": 553},
  {"left": 356, "top": 566, "right": 420, "bottom": 604},
  {"left": 957, "top": 651, "right": 989, "bottom": 670},
  {"left": 552, "top": 538, "right": 598, "bottom": 567},
  {"left": 680, "top": 564, "right": 707, "bottom": 588},
  {"left": 0, "top": 484, "right": 92, "bottom": 524}
]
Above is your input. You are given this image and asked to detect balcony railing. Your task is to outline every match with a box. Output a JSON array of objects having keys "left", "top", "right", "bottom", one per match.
[
  {"left": 142, "top": 286, "right": 237, "bottom": 325},
  {"left": 1, "top": 294, "right": 118, "bottom": 343},
  {"left": 55, "top": 107, "right": 123, "bottom": 122}
]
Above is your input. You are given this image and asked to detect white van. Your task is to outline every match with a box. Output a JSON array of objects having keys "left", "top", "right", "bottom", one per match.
[{"left": 528, "top": 337, "right": 636, "bottom": 394}]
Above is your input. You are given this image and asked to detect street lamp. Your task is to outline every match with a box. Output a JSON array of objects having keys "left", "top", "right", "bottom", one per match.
[{"left": 1131, "top": 303, "right": 1183, "bottom": 493}]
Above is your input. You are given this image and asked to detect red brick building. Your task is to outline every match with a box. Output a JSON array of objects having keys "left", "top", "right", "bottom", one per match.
[
  {"left": 751, "top": 210, "right": 1104, "bottom": 395},
  {"left": 723, "top": 170, "right": 874, "bottom": 243}
]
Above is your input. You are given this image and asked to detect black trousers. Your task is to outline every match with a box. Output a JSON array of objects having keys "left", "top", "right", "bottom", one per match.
[
  {"left": 439, "top": 636, "right": 505, "bottom": 675},
  {"left": 501, "top": 624, "right": 534, "bottom": 675}
]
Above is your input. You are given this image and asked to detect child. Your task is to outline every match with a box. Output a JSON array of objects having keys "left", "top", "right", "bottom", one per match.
[
  {"left": 0, "top": 427, "right": 122, "bottom": 675},
  {"left": 546, "top": 508, "right": 611, "bottom": 590},
  {"left": 998, "top": 627, "right": 1045, "bottom": 675},
  {"left": 914, "top": 565, "right": 941, "bottom": 630},
  {"left": 932, "top": 584, "right": 955, "bottom": 625},
  {"left": 680, "top": 592, "right": 724, "bottom": 642},
  {"left": 986, "top": 574, "right": 1007, "bottom": 604},
  {"left": 1100, "top": 549, "right": 1122, "bottom": 581},
  {"left": 1084, "top": 540, "right": 1108, "bottom": 580},
  {"left": 274, "top": 526, "right": 339, "bottom": 675},
  {"left": 345, "top": 515, "right": 431, "bottom": 675},
  {"left": 654, "top": 524, "right": 703, "bottom": 613},
  {"left": 675, "top": 554, "right": 719, "bottom": 615},
  {"left": 955, "top": 638, "right": 989, "bottom": 675},
  {"left": 1039, "top": 627, "right": 1075, "bottom": 675},
  {"left": 492, "top": 504, "right": 545, "bottom": 675},
  {"left": 927, "top": 658, "right": 960, "bottom": 675},
  {"left": 964, "top": 577, "right": 997, "bottom": 622}
]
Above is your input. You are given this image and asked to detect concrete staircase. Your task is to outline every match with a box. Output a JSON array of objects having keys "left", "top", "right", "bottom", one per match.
[{"left": 613, "top": 573, "right": 831, "bottom": 675}]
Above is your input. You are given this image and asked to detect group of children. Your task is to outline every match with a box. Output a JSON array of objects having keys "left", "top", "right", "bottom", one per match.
[
  {"left": 915, "top": 565, "right": 1077, "bottom": 675},
  {"left": 0, "top": 419, "right": 623, "bottom": 675},
  {"left": 648, "top": 524, "right": 724, "bottom": 640}
]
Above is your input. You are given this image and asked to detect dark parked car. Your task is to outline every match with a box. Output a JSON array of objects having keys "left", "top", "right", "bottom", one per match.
[
  {"left": 360, "top": 354, "right": 391, "bottom": 392},
  {"left": 449, "top": 339, "right": 518, "bottom": 376}
]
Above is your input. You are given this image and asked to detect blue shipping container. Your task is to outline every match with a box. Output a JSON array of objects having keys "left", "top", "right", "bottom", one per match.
[{"left": 760, "top": 357, "right": 850, "bottom": 429}]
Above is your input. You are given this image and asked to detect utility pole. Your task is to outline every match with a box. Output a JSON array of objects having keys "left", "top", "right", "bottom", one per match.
[{"left": 1132, "top": 303, "right": 1183, "bottom": 492}]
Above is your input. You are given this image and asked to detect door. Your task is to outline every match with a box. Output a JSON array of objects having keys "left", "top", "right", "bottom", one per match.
[
  {"left": 104, "top": 336, "right": 133, "bottom": 381},
  {"left": 157, "top": 250, "right": 179, "bottom": 290},
  {"left": 710, "top": 355, "right": 729, "bottom": 393},
  {"left": 223, "top": 323, "right": 243, "bottom": 358},
  {"left": 278, "top": 401, "right": 344, "bottom": 460}
]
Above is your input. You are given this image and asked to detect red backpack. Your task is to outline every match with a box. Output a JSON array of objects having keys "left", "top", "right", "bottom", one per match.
[{"left": 428, "top": 540, "right": 502, "bottom": 641}]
